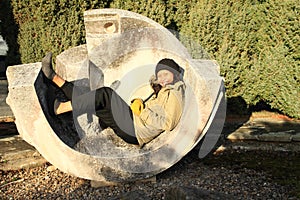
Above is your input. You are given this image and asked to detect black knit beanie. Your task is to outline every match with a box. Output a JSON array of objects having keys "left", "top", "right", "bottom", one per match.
[{"left": 155, "top": 58, "right": 181, "bottom": 77}]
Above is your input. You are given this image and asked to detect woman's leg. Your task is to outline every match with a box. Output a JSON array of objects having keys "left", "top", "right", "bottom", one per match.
[
  {"left": 71, "top": 87, "right": 138, "bottom": 144},
  {"left": 95, "top": 87, "right": 138, "bottom": 144},
  {"left": 42, "top": 52, "right": 65, "bottom": 87},
  {"left": 42, "top": 52, "right": 72, "bottom": 114},
  {"left": 42, "top": 53, "right": 138, "bottom": 144}
]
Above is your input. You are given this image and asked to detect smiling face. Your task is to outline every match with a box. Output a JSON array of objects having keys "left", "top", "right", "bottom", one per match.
[{"left": 157, "top": 69, "right": 174, "bottom": 87}]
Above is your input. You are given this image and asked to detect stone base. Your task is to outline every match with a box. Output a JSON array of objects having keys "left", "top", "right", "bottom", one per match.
[{"left": 5, "top": 9, "right": 224, "bottom": 182}]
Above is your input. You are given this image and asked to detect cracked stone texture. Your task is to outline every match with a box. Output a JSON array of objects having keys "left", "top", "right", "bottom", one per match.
[{"left": 6, "top": 9, "right": 224, "bottom": 182}]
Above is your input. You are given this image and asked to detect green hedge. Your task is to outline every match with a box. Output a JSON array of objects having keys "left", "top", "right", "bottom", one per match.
[
  {"left": 0, "top": 0, "right": 109, "bottom": 64},
  {"left": 0, "top": 0, "right": 299, "bottom": 118},
  {"left": 110, "top": 0, "right": 173, "bottom": 27},
  {"left": 175, "top": 0, "right": 299, "bottom": 118},
  {"left": 0, "top": 0, "right": 21, "bottom": 65}
]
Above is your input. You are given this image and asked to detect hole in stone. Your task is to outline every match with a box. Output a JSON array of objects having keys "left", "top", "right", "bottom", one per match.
[{"left": 104, "top": 22, "right": 116, "bottom": 34}]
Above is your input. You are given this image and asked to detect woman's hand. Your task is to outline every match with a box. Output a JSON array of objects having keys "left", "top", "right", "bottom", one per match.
[
  {"left": 149, "top": 75, "right": 162, "bottom": 95},
  {"left": 130, "top": 98, "right": 144, "bottom": 116}
]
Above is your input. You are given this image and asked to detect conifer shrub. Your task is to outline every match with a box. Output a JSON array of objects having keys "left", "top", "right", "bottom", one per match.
[
  {"left": 110, "top": 0, "right": 173, "bottom": 27},
  {"left": 0, "top": 0, "right": 21, "bottom": 66},
  {"left": 176, "top": 0, "right": 299, "bottom": 118},
  {"left": 1, "top": 0, "right": 299, "bottom": 118},
  {"left": 5, "top": 0, "right": 109, "bottom": 64}
]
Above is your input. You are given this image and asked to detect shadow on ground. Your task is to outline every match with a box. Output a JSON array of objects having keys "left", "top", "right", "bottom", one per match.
[{"left": 201, "top": 149, "right": 300, "bottom": 198}]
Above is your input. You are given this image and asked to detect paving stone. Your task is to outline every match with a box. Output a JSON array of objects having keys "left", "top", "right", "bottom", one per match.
[
  {"left": 292, "top": 133, "right": 300, "bottom": 142},
  {"left": 226, "top": 141, "right": 300, "bottom": 152},
  {"left": 257, "top": 132, "right": 292, "bottom": 142},
  {"left": 0, "top": 135, "right": 47, "bottom": 171},
  {"left": 227, "top": 127, "right": 259, "bottom": 140}
]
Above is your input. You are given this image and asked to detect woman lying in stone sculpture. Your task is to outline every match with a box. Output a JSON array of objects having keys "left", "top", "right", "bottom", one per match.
[{"left": 41, "top": 53, "right": 185, "bottom": 147}]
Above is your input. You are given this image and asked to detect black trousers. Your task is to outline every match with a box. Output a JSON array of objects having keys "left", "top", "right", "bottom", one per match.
[{"left": 61, "top": 81, "right": 138, "bottom": 144}]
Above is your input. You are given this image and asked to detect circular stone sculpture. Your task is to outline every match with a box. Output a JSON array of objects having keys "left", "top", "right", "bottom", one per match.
[{"left": 6, "top": 9, "right": 225, "bottom": 182}]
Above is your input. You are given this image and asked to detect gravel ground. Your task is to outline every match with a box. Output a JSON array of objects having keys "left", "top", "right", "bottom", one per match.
[{"left": 0, "top": 146, "right": 299, "bottom": 200}]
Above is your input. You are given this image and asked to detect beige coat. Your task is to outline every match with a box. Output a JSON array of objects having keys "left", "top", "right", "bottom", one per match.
[{"left": 133, "top": 81, "right": 186, "bottom": 146}]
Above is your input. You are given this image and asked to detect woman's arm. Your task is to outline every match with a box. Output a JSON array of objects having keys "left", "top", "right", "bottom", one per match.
[{"left": 139, "top": 89, "right": 183, "bottom": 132}]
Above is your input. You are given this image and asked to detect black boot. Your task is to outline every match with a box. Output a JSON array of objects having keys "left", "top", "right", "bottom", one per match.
[{"left": 41, "top": 52, "right": 56, "bottom": 80}]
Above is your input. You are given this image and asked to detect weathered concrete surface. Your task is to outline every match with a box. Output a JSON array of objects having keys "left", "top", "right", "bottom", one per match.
[
  {"left": 293, "top": 133, "right": 300, "bottom": 142},
  {"left": 6, "top": 9, "right": 224, "bottom": 182},
  {"left": 0, "top": 135, "right": 46, "bottom": 170},
  {"left": 227, "top": 117, "right": 300, "bottom": 142}
]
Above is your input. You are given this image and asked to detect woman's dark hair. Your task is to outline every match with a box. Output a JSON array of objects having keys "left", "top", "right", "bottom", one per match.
[{"left": 155, "top": 58, "right": 183, "bottom": 83}]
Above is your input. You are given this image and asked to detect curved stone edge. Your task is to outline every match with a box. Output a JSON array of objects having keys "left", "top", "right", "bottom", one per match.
[
  {"left": 5, "top": 8, "right": 225, "bottom": 182},
  {"left": 84, "top": 8, "right": 191, "bottom": 60},
  {"left": 6, "top": 63, "right": 110, "bottom": 181},
  {"left": 6, "top": 59, "right": 223, "bottom": 182},
  {"left": 55, "top": 47, "right": 224, "bottom": 176}
]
